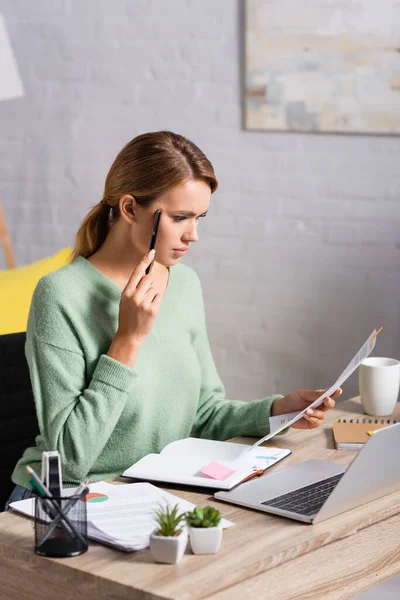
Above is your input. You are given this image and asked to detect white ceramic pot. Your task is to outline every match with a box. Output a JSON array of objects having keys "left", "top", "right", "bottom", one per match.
[
  {"left": 189, "top": 526, "right": 223, "bottom": 555},
  {"left": 149, "top": 528, "right": 188, "bottom": 564}
]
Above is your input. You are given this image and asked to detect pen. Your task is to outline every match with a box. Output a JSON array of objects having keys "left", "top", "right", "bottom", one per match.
[
  {"left": 27, "top": 465, "right": 52, "bottom": 495},
  {"left": 27, "top": 472, "right": 75, "bottom": 534},
  {"left": 369, "top": 327, "right": 383, "bottom": 343},
  {"left": 37, "top": 483, "right": 89, "bottom": 547},
  {"left": 26, "top": 466, "right": 86, "bottom": 545},
  {"left": 145, "top": 209, "right": 161, "bottom": 275},
  {"left": 239, "top": 469, "right": 264, "bottom": 483}
]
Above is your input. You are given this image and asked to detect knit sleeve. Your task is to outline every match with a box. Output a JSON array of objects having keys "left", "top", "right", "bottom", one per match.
[
  {"left": 188, "top": 272, "right": 283, "bottom": 441},
  {"left": 26, "top": 279, "right": 137, "bottom": 483}
]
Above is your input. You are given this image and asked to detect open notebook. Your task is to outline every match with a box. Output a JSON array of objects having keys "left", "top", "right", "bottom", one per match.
[
  {"left": 122, "top": 438, "right": 291, "bottom": 490},
  {"left": 122, "top": 329, "right": 380, "bottom": 489}
]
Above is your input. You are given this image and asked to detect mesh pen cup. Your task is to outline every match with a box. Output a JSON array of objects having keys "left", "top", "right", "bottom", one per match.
[{"left": 34, "top": 491, "right": 88, "bottom": 557}]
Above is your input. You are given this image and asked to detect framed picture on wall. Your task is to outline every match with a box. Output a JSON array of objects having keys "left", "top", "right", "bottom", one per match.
[{"left": 245, "top": 0, "right": 400, "bottom": 135}]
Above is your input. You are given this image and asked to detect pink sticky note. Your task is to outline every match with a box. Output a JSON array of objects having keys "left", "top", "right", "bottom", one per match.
[{"left": 200, "top": 461, "right": 236, "bottom": 481}]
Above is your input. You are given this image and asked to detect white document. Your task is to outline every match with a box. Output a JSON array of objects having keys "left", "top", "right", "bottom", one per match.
[
  {"left": 248, "top": 329, "right": 379, "bottom": 452},
  {"left": 122, "top": 437, "right": 291, "bottom": 490},
  {"left": 86, "top": 483, "right": 234, "bottom": 552},
  {"left": 9, "top": 481, "right": 234, "bottom": 552}
]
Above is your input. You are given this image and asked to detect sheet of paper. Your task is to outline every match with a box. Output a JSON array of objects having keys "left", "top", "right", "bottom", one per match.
[
  {"left": 87, "top": 483, "right": 233, "bottom": 532},
  {"left": 87, "top": 487, "right": 163, "bottom": 550},
  {"left": 245, "top": 329, "right": 378, "bottom": 452},
  {"left": 86, "top": 483, "right": 234, "bottom": 551},
  {"left": 269, "top": 411, "right": 299, "bottom": 432}
]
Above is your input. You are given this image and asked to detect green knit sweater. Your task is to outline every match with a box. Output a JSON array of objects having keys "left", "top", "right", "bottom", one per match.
[{"left": 12, "top": 257, "right": 282, "bottom": 488}]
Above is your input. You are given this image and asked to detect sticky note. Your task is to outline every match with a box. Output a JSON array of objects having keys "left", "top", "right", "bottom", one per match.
[
  {"left": 367, "top": 430, "right": 376, "bottom": 436},
  {"left": 200, "top": 461, "right": 236, "bottom": 481},
  {"left": 255, "top": 456, "right": 277, "bottom": 461}
]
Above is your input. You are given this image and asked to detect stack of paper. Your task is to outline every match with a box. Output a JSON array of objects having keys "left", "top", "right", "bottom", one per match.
[{"left": 10, "top": 481, "right": 234, "bottom": 552}]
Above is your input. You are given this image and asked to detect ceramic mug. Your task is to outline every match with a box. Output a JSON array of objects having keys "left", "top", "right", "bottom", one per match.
[{"left": 359, "top": 357, "right": 400, "bottom": 416}]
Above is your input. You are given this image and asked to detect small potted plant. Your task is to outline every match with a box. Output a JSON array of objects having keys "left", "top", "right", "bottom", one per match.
[
  {"left": 149, "top": 503, "right": 188, "bottom": 564},
  {"left": 185, "top": 505, "right": 223, "bottom": 555}
]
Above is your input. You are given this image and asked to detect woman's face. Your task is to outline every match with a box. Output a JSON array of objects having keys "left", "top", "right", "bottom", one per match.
[{"left": 134, "top": 179, "right": 211, "bottom": 267}]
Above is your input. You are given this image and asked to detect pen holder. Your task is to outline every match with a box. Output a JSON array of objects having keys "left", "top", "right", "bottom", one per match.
[{"left": 34, "top": 490, "right": 88, "bottom": 557}]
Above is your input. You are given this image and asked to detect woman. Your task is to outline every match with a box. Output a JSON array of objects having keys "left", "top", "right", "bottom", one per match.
[{"left": 7, "top": 131, "right": 340, "bottom": 510}]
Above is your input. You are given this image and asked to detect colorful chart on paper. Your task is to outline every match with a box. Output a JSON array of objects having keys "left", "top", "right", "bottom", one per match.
[{"left": 82, "top": 492, "right": 109, "bottom": 503}]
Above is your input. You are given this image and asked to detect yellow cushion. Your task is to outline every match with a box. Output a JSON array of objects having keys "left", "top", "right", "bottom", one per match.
[{"left": 0, "top": 247, "right": 72, "bottom": 335}]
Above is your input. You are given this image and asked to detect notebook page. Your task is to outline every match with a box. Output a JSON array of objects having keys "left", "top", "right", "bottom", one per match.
[{"left": 123, "top": 439, "right": 289, "bottom": 485}]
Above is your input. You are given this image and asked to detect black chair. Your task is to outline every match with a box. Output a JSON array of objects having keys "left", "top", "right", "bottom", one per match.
[{"left": 0, "top": 332, "right": 40, "bottom": 511}]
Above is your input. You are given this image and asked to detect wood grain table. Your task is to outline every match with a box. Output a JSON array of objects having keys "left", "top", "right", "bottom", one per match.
[{"left": 1, "top": 397, "right": 399, "bottom": 600}]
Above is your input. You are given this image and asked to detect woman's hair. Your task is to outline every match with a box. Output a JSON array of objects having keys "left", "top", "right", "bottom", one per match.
[{"left": 71, "top": 131, "right": 218, "bottom": 260}]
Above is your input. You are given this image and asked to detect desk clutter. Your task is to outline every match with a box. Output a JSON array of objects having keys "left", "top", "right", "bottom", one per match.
[
  {"left": 9, "top": 449, "right": 231, "bottom": 557},
  {"left": 332, "top": 418, "right": 398, "bottom": 450},
  {"left": 10, "top": 480, "right": 234, "bottom": 554}
]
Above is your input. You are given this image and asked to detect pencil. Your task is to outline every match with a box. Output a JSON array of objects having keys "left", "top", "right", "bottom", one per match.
[
  {"left": 369, "top": 327, "right": 383, "bottom": 343},
  {"left": 26, "top": 466, "right": 86, "bottom": 545},
  {"left": 26, "top": 466, "right": 52, "bottom": 496},
  {"left": 37, "top": 484, "right": 89, "bottom": 547}
]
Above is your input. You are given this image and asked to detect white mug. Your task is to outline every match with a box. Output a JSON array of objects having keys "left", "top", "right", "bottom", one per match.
[{"left": 359, "top": 357, "right": 400, "bottom": 416}]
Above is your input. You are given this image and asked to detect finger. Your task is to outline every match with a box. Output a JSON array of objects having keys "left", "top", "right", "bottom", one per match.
[
  {"left": 125, "top": 250, "right": 156, "bottom": 294},
  {"left": 298, "top": 389, "right": 327, "bottom": 405},
  {"left": 304, "top": 412, "right": 325, "bottom": 428},
  {"left": 305, "top": 416, "right": 323, "bottom": 429},
  {"left": 314, "top": 397, "right": 335, "bottom": 412},
  {"left": 150, "top": 291, "right": 164, "bottom": 310},
  {"left": 142, "top": 289, "right": 163, "bottom": 312},
  {"left": 316, "top": 387, "right": 342, "bottom": 398},
  {"left": 143, "top": 283, "right": 160, "bottom": 301},
  {"left": 321, "top": 397, "right": 335, "bottom": 411},
  {"left": 134, "top": 275, "right": 155, "bottom": 302},
  {"left": 305, "top": 407, "right": 326, "bottom": 420}
]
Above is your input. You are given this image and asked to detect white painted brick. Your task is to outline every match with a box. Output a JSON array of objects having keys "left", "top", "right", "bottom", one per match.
[
  {"left": 317, "top": 178, "right": 395, "bottom": 200},
  {"left": 324, "top": 220, "right": 400, "bottom": 246},
  {"left": 0, "top": 0, "right": 399, "bottom": 401},
  {"left": 280, "top": 197, "right": 400, "bottom": 222}
]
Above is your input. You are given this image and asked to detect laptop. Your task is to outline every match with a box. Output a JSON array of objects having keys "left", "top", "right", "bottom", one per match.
[{"left": 215, "top": 421, "right": 400, "bottom": 524}]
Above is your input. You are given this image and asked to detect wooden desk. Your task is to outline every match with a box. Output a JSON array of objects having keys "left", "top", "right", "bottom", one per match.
[{"left": 1, "top": 397, "right": 399, "bottom": 600}]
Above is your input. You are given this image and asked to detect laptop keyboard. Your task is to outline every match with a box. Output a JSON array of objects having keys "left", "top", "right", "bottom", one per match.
[{"left": 261, "top": 473, "right": 344, "bottom": 517}]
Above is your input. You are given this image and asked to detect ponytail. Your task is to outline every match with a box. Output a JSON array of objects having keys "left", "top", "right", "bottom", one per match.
[
  {"left": 70, "top": 202, "right": 111, "bottom": 261},
  {"left": 71, "top": 131, "right": 218, "bottom": 262}
]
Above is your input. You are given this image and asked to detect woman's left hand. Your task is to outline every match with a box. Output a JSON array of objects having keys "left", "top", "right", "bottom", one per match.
[{"left": 271, "top": 388, "right": 342, "bottom": 429}]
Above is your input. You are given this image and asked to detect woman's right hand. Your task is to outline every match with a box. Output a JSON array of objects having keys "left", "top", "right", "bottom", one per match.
[{"left": 116, "top": 249, "right": 163, "bottom": 345}]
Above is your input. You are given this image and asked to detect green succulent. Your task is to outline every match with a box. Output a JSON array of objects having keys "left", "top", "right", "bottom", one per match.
[
  {"left": 185, "top": 505, "right": 222, "bottom": 528},
  {"left": 153, "top": 503, "right": 186, "bottom": 537}
]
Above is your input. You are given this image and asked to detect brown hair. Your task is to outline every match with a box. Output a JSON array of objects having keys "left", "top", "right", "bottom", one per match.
[{"left": 71, "top": 131, "right": 218, "bottom": 260}]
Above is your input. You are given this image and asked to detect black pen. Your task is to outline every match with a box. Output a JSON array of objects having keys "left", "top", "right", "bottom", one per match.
[
  {"left": 145, "top": 209, "right": 161, "bottom": 275},
  {"left": 26, "top": 466, "right": 86, "bottom": 545}
]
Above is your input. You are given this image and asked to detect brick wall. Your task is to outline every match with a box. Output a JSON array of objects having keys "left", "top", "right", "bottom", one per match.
[{"left": 1, "top": 0, "right": 399, "bottom": 400}]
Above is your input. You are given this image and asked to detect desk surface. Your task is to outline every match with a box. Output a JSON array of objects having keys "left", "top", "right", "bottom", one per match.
[{"left": 1, "top": 397, "right": 400, "bottom": 600}]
